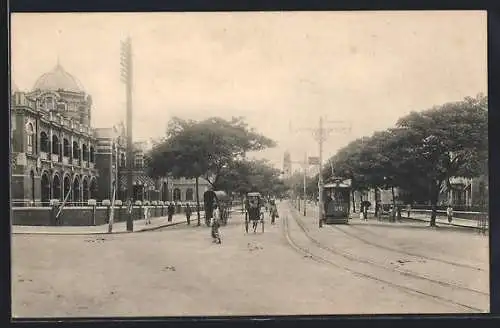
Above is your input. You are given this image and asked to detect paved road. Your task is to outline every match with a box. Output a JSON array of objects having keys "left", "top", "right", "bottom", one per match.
[{"left": 11, "top": 201, "right": 489, "bottom": 317}]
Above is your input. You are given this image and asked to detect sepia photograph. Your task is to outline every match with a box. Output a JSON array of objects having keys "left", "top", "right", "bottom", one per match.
[{"left": 10, "top": 11, "right": 488, "bottom": 318}]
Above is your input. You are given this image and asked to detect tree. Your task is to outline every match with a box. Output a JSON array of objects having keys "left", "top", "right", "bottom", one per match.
[
  {"left": 146, "top": 116, "right": 276, "bottom": 225},
  {"left": 392, "top": 94, "right": 487, "bottom": 226},
  {"left": 217, "top": 158, "right": 286, "bottom": 198},
  {"left": 323, "top": 94, "right": 487, "bottom": 226}
]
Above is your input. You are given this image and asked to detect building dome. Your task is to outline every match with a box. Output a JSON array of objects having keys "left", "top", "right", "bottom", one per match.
[{"left": 33, "top": 63, "right": 85, "bottom": 93}]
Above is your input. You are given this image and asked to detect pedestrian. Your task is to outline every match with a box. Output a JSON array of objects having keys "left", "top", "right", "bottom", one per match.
[
  {"left": 270, "top": 200, "right": 279, "bottom": 225},
  {"left": 446, "top": 205, "right": 453, "bottom": 223},
  {"left": 211, "top": 204, "right": 221, "bottom": 244},
  {"left": 144, "top": 205, "right": 151, "bottom": 225},
  {"left": 396, "top": 204, "right": 402, "bottom": 222},
  {"left": 167, "top": 202, "right": 175, "bottom": 222},
  {"left": 406, "top": 203, "right": 411, "bottom": 218},
  {"left": 185, "top": 203, "right": 192, "bottom": 225},
  {"left": 363, "top": 202, "right": 368, "bottom": 220}
]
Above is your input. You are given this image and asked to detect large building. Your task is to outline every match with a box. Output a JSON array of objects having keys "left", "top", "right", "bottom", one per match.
[{"left": 10, "top": 63, "right": 209, "bottom": 207}]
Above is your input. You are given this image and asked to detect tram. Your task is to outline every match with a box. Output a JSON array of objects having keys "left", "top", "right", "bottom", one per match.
[
  {"left": 322, "top": 177, "right": 352, "bottom": 225},
  {"left": 203, "top": 190, "right": 231, "bottom": 226}
]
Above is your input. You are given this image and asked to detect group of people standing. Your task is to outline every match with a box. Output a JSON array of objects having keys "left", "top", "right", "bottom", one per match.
[{"left": 143, "top": 202, "right": 193, "bottom": 225}]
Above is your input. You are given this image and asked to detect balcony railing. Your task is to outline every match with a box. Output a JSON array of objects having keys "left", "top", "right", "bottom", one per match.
[{"left": 450, "top": 177, "right": 471, "bottom": 185}]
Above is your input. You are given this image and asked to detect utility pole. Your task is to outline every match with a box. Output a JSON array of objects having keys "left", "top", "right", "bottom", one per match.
[
  {"left": 289, "top": 153, "right": 309, "bottom": 216},
  {"left": 121, "top": 36, "right": 134, "bottom": 232},
  {"left": 303, "top": 152, "right": 307, "bottom": 216},
  {"left": 290, "top": 117, "right": 351, "bottom": 228}
]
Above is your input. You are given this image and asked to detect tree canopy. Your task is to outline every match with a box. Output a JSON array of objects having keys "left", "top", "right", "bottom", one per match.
[
  {"left": 146, "top": 116, "right": 277, "bottom": 190},
  {"left": 324, "top": 94, "right": 487, "bottom": 225},
  {"left": 218, "top": 158, "right": 287, "bottom": 197}
]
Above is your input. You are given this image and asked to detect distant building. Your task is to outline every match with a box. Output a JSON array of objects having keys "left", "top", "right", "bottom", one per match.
[
  {"left": 10, "top": 62, "right": 209, "bottom": 207},
  {"left": 354, "top": 175, "right": 488, "bottom": 211}
]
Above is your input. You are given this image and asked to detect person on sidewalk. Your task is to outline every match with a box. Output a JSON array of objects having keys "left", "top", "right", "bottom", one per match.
[
  {"left": 447, "top": 205, "right": 453, "bottom": 223},
  {"left": 167, "top": 202, "right": 175, "bottom": 222},
  {"left": 144, "top": 205, "right": 151, "bottom": 225},
  {"left": 185, "top": 203, "right": 192, "bottom": 225},
  {"left": 211, "top": 204, "right": 221, "bottom": 244},
  {"left": 270, "top": 200, "right": 279, "bottom": 225}
]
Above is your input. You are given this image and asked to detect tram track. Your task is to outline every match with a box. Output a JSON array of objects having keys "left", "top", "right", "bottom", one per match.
[
  {"left": 332, "top": 223, "right": 487, "bottom": 272},
  {"left": 306, "top": 206, "right": 486, "bottom": 272},
  {"left": 281, "top": 204, "right": 488, "bottom": 313}
]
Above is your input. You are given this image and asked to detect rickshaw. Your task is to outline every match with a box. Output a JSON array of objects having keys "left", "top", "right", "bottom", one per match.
[
  {"left": 322, "top": 177, "right": 351, "bottom": 224},
  {"left": 244, "top": 192, "right": 265, "bottom": 233},
  {"left": 203, "top": 190, "right": 231, "bottom": 226}
]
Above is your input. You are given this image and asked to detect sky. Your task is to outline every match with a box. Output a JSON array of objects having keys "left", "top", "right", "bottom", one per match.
[{"left": 11, "top": 11, "right": 487, "bottom": 171}]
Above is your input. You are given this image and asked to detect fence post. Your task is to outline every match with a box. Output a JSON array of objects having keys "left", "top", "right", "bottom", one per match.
[
  {"left": 135, "top": 200, "right": 143, "bottom": 221},
  {"left": 102, "top": 199, "right": 111, "bottom": 224},
  {"left": 88, "top": 199, "right": 97, "bottom": 225},
  {"left": 115, "top": 200, "right": 123, "bottom": 222},
  {"left": 152, "top": 201, "right": 158, "bottom": 217}
]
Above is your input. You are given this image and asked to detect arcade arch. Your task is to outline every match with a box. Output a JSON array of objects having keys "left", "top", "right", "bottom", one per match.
[
  {"left": 173, "top": 188, "right": 181, "bottom": 202},
  {"left": 73, "top": 175, "right": 81, "bottom": 203},
  {"left": 41, "top": 171, "right": 51, "bottom": 205},
  {"left": 52, "top": 174, "right": 61, "bottom": 200},
  {"left": 185, "top": 188, "right": 194, "bottom": 201}
]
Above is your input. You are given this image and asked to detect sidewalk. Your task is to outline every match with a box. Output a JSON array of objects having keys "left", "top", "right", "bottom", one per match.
[
  {"left": 297, "top": 202, "right": 486, "bottom": 230},
  {"left": 12, "top": 211, "right": 206, "bottom": 235},
  {"left": 402, "top": 212, "right": 487, "bottom": 230}
]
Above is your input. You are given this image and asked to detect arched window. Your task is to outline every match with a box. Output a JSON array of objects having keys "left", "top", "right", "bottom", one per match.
[
  {"left": 185, "top": 188, "right": 194, "bottom": 201},
  {"left": 26, "top": 123, "right": 34, "bottom": 154},
  {"left": 45, "top": 96, "right": 55, "bottom": 111},
  {"left": 40, "top": 132, "right": 49, "bottom": 153},
  {"left": 52, "top": 135, "right": 60, "bottom": 155},
  {"left": 63, "top": 139, "right": 70, "bottom": 157},
  {"left": 173, "top": 188, "right": 181, "bottom": 201},
  {"left": 82, "top": 144, "right": 88, "bottom": 161},
  {"left": 72, "top": 141, "right": 80, "bottom": 159},
  {"left": 89, "top": 146, "right": 95, "bottom": 162}
]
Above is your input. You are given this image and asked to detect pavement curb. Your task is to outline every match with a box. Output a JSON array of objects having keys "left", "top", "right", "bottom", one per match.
[
  {"left": 402, "top": 216, "right": 487, "bottom": 231},
  {"left": 12, "top": 219, "right": 190, "bottom": 236}
]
